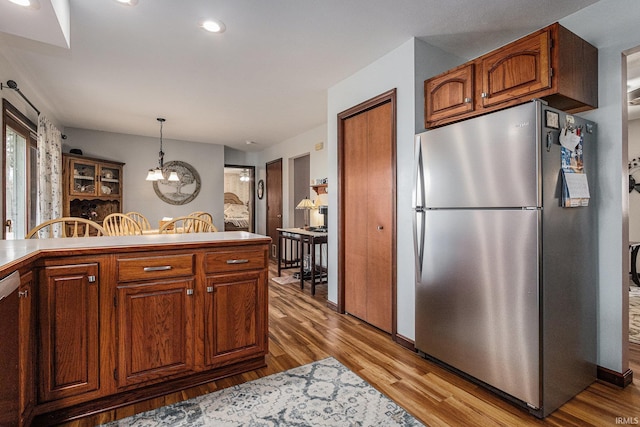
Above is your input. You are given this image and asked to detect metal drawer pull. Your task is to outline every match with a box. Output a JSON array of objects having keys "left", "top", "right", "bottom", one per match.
[
  {"left": 206, "top": 286, "right": 214, "bottom": 293},
  {"left": 226, "top": 259, "right": 249, "bottom": 264},
  {"left": 143, "top": 266, "right": 173, "bottom": 272}
]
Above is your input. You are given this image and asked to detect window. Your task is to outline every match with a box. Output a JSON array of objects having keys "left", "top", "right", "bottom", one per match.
[{"left": 3, "top": 99, "right": 37, "bottom": 239}]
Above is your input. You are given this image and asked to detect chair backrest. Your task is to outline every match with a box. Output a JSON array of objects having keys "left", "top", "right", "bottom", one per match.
[
  {"left": 188, "top": 211, "right": 214, "bottom": 225},
  {"left": 26, "top": 217, "right": 107, "bottom": 239},
  {"left": 103, "top": 213, "right": 143, "bottom": 236},
  {"left": 159, "top": 216, "right": 217, "bottom": 234},
  {"left": 125, "top": 211, "right": 151, "bottom": 231}
]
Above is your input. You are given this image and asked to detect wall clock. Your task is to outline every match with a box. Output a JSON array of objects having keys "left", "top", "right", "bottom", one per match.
[
  {"left": 257, "top": 179, "right": 264, "bottom": 199},
  {"left": 153, "top": 160, "right": 201, "bottom": 205}
]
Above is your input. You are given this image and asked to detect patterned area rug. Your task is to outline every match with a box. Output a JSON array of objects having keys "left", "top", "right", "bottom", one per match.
[
  {"left": 631, "top": 286, "right": 640, "bottom": 345},
  {"left": 101, "top": 357, "right": 423, "bottom": 426}
]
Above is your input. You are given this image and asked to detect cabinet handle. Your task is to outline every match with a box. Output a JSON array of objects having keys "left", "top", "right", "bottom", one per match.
[
  {"left": 206, "top": 286, "right": 214, "bottom": 293},
  {"left": 143, "top": 266, "right": 172, "bottom": 272},
  {"left": 226, "top": 259, "right": 249, "bottom": 264},
  {"left": 481, "top": 92, "right": 488, "bottom": 98},
  {"left": 88, "top": 275, "right": 96, "bottom": 283},
  {"left": 464, "top": 97, "right": 472, "bottom": 103},
  {"left": 186, "top": 289, "right": 194, "bottom": 296},
  {"left": 18, "top": 290, "right": 29, "bottom": 298}
]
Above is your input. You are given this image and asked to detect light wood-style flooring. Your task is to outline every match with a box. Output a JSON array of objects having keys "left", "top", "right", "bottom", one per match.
[{"left": 66, "top": 264, "right": 640, "bottom": 426}]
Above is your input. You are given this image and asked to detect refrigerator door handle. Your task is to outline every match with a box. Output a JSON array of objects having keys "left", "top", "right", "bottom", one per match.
[
  {"left": 413, "top": 209, "right": 425, "bottom": 277},
  {"left": 413, "top": 134, "right": 426, "bottom": 277},
  {"left": 412, "top": 134, "right": 425, "bottom": 210}
]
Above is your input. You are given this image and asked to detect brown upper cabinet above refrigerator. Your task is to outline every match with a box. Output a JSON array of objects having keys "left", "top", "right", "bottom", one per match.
[{"left": 424, "top": 23, "right": 598, "bottom": 129}]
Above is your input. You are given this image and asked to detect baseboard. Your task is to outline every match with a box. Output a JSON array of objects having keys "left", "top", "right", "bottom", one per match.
[
  {"left": 394, "top": 334, "right": 415, "bottom": 351},
  {"left": 326, "top": 300, "right": 338, "bottom": 312},
  {"left": 597, "top": 365, "right": 633, "bottom": 387}
]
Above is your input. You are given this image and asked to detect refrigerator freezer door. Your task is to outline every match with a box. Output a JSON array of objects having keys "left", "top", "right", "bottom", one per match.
[
  {"left": 416, "top": 208, "right": 540, "bottom": 407},
  {"left": 422, "top": 102, "right": 539, "bottom": 208}
]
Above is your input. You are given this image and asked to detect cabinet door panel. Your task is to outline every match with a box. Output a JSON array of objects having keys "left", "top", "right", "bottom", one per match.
[
  {"left": 68, "top": 159, "right": 98, "bottom": 197},
  {"left": 425, "top": 63, "right": 474, "bottom": 125},
  {"left": 117, "top": 280, "right": 194, "bottom": 388},
  {"left": 39, "top": 264, "right": 99, "bottom": 402},
  {"left": 19, "top": 271, "right": 35, "bottom": 424},
  {"left": 343, "top": 111, "right": 368, "bottom": 321},
  {"left": 365, "top": 103, "right": 393, "bottom": 333},
  {"left": 480, "top": 29, "right": 551, "bottom": 107},
  {"left": 204, "top": 271, "right": 266, "bottom": 367}
]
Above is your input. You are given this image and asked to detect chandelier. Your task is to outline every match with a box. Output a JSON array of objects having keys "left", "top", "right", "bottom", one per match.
[{"left": 146, "top": 118, "right": 179, "bottom": 182}]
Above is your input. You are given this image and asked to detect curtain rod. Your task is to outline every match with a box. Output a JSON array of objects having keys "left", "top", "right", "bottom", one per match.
[{"left": 1, "top": 80, "right": 40, "bottom": 115}]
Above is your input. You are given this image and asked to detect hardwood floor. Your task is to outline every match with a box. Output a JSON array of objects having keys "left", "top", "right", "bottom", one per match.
[{"left": 64, "top": 264, "right": 639, "bottom": 426}]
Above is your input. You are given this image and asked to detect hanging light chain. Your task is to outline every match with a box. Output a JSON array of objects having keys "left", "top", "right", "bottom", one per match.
[{"left": 158, "top": 117, "right": 165, "bottom": 169}]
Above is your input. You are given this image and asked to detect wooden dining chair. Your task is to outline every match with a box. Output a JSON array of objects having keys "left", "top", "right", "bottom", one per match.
[
  {"left": 159, "top": 216, "right": 217, "bottom": 233},
  {"left": 125, "top": 211, "right": 152, "bottom": 231},
  {"left": 26, "top": 217, "right": 107, "bottom": 238},
  {"left": 188, "top": 211, "right": 214, "bottom": 225},
  {"left": 103, "top": 213, "right": 143, "bottom": 236}
]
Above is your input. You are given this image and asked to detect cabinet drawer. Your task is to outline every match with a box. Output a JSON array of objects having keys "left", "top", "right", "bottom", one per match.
[
  {"left": 117, "top": 254, "right": 194, "bottom": 282},
  {"left": 205, "top": 248, "right": 266, "bottom": 273}
]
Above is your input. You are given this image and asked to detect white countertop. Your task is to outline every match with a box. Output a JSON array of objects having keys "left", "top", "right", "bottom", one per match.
[{"left": 0, "top": 231, "right": 270, "bottom": 277}]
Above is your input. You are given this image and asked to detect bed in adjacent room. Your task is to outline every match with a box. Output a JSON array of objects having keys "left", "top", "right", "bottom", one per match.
[{"left": 224, "top": 192, "right": 251, "bottom": 231}]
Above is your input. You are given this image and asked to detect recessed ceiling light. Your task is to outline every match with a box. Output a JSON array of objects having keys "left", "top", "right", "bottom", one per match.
[
  {"left": 201, "top": 19, "right": 226, "bottom": 33},
  {"left": 114, "top": 0, "right": 138, "bottom": 6},
  {"left": 8, "top": 0, "right": 39, "bottom": 8}
]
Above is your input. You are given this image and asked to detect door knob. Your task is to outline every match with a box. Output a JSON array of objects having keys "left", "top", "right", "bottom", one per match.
[
  {"left": 377, "top": 225, "right": 384, "bottom": 230},
  {"left": 4, "top": 219, "right": 12, "bottom": 232}
]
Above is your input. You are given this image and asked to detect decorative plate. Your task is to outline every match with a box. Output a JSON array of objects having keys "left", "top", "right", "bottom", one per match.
[{"left": 153, "top": 160, "right": 201, "bottom": 205}]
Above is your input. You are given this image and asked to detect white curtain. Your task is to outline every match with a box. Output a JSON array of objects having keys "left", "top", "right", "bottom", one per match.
[{"left": 37, "top": 115, "right": 63, "bottom": 237}]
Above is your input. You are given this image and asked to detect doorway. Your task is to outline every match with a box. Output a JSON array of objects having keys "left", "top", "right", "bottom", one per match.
[
  {"left": 223, "top": 165, "right": 255, "bottom": 232},
  {"left": 292, "top": 154, "right": 310, "bottom": 228},
  {"left": 627, "top": 50, "right": 640, "bottom": 346},
  {"left": 338, "top": 89, "right": 397, "bottom": 336},
  {"left": 2, "top": 99, "right": 37, "bottom": 240}
]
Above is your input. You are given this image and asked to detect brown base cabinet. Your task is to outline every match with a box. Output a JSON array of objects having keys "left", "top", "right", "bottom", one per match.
[
  {"left": 204, "top": 271, "right": 267, "bottom": 368},
  {"left": 12, "top": 240, "right": 270, "bottom": 426},
  {"left": 38, "top": 263, "right": 100, "bottom": 403},
  {"left": 117, "top": 278, "right": 196, "bottom": 388},
  {"left": 425, "top": 23, "right": 598, "bottom": 128}
]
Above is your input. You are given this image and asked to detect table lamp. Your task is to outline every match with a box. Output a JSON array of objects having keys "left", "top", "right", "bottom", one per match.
[{"left": 296, "top": 198, "right": 315, "bottom": 229}]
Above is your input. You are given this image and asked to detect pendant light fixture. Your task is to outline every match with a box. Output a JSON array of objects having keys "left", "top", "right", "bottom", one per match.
[{"left": 146, "top": 118, "right": 179, "bottom": 182}]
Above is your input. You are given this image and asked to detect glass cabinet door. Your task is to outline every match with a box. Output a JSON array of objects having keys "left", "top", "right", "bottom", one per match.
[
  {"left": 69, "top": 160, "right": 97, "bottom": 196},
  {"left": 99, "top": 165, "right": 121, "bottom": 197}
]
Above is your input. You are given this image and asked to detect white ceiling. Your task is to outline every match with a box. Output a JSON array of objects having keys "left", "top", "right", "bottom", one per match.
[{"left": 0, "top": 0, "right": 608, "bottom": 151}]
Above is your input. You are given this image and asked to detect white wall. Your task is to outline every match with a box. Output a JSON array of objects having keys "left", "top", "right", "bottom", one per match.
[
  {"left": 248, "top": 124, "right": 327, "bottom": 235},
  {"left": 326, "top": 38, "right": 462, "bottom": 340},
  {"left": 63, "top": 127, "right": 225, "bottom": 229},
  {"left": 629, "top": 119, "right": 640, "bottom": 241},
  {"left": 0, "top": 51, "right": 63, "bottom": 231},
  {"left": 561, "top": 0, "right": 640, "bottom": 373},
  {"left": 224, "top": 146, "right": 248, "bottom": 166}
]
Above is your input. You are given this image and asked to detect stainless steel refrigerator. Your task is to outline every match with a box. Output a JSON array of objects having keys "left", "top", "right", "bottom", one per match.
[{"left": 413, "top": 100, "right": 596, "bottom": 418}]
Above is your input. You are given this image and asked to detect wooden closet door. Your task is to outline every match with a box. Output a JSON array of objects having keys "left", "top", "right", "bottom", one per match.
[
  {"left": 365, "top": 102, "right": 393, "bottom": 332},
  {"left": 344, "top": 112, "right": 368, "bottom": 321},
  {"left": 343, "top": 100, "right": 393, "bottom": 333}
]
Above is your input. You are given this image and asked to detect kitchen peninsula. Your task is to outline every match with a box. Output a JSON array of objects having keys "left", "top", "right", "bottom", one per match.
[{"left": 0, "top": 232, "right": 270, "bottom": 426}]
